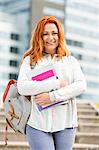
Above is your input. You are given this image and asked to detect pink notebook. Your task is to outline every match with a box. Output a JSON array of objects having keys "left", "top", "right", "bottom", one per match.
[
  {"left": 31, "top": 64, "right": 65, "bottom": 111},
  {"left": 32, "top": 69, "right": 55, "bottom": 81}
]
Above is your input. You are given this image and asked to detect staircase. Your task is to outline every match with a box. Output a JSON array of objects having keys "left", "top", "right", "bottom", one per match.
[
  {"left": 73, "top": 102, "right": 99, "bottom": 150},
  {"left": 0, "top": 103, "right": 99, "bottom": 150}
]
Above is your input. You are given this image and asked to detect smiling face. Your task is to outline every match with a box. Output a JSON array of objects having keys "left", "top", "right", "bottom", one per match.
[{"left": 42, "top": 23, "right": 59, "bottom": 55}]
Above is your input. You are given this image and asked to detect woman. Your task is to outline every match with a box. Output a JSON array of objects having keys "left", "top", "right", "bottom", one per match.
[{"left": 17, "top": 16, "right": 86, "bottom": 150}]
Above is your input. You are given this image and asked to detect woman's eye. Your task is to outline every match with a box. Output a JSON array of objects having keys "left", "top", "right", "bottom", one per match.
[
  {"left": 52, "top": 32, "right": 58, "bottom": 35},
  {"left": 43, "top": 32, "right": 58, "bottom": 36},
  {"left": 43, "top": 33, "right": 48, "bottom": 36}
]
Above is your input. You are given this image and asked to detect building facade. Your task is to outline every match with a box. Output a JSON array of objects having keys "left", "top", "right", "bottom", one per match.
[
  {"left": 65, "top": 0, "right": 99, "bottom": 102},
  {"left": 30, "top": 0, "right": 65, "bottom": 30},
  {"left": 0, "top": 0, "right": 31, "bottom": 54},
  {"left": 0, "top": 0, "right": 31, "bottom": 106},
  {"left": 0, "top": 12, "right": 20, "bottom": 104}
]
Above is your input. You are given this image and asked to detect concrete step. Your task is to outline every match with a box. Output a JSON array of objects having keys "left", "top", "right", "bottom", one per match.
[
  {"left": 0, "top": 120, "right": 6, "bottom": 130},
  {"left": 73, "top": 143, "right": 99, "bottom": 150},
  {"left": 0, "top": 130, "right": 27, "bottom": 142},
  {"left": 0, "top": 141, "right": 29, "bottom": 150},
  {"left": 0, "top": 120, "right": 15, "bottom": 131},
  {"left": 77, "top": 103, "right": 94, "bottom": 110},
  {"left": 76, "top": 132, "right": 99, "bottom": 144},
  {"left": 0, "top": 105, "right": 97, "bottom": 118},
  {"left": 78, "top": 115, "right": 99, "bottom": 123},
  {"left": 78, "top": 123, "right": 99, "bottom": 133},
  {"left": 1, "top": 105, "right": 99, "bottom": 150},
  {"left": 1, "top": 130, "right": 99, "bottom": 144},
  {"left": 1, "top": 120, "right": 99, "bottom": 134},
  {"left": 77, "top": 109, "right": 97, "bottom": 115},
  {"left": 0, "top": 141, "right": 99, "bottom": 150},
  {"left": 77, "top": 102, "right": 90, "bottom": 106}
]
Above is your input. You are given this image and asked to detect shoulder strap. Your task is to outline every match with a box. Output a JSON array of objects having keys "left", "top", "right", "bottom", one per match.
[
  {"left": 3, "top": 80, "right": 16, "bottom": 102},
  {"left": 4, "top": 100, "right": 19, "bottom": 146}
]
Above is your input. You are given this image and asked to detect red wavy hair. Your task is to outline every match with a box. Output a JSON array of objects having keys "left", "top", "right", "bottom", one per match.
[{"left": 23, "top": 16, "right": 70, "bottom": 66}]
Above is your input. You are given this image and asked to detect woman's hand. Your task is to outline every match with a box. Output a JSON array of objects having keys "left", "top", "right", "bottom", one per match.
[
  {"left": 35, "top": 93, "right": 51, "bottom": 106},
  {"left": 35, "top": 79, "right": 68, "bottom": 106}
]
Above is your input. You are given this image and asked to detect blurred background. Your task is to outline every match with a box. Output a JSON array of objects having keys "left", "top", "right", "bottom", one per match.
[
  {"left": 0, "top": 0, "right": 99, "bottom": 106},
  {"left": 0, "top": 0, "right": 99, "bottom": 149}
]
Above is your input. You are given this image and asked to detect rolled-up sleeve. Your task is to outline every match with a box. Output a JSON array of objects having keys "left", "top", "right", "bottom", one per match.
[
  {"left": 49, "top": 56, "right": 87, "bottom": 102},
  {"left": 17, "top": 56, "right": 60, "bottom": 96}
]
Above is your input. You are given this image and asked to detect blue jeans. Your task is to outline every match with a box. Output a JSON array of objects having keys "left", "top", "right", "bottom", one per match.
[{"left": 26, "top": 125, "right": 76, "bottom": 150}]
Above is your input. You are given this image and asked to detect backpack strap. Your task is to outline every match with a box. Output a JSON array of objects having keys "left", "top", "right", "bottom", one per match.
[
  {"left": 5, "top": 120, "right": 8, "bottom": 146},
  {"left": 3, "top": 80, "right": 16, "bottom": 102},
  {"left": 8, "top": 100, "right": 19, "bottom": 119},
  {"left": 4, "top": 100, "right": 19, "bottom": 146}
]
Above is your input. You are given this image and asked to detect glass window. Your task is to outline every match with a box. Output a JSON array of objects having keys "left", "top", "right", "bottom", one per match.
[
  {"left": 10, "top": 46, "right": 19, "bottom": 54},
  {"left": 10, "top": 33, "right": 20, "bottom": 41},
  {"left": 66, "top": 39, "right": 83, "bottom": 47},
  {"left": 9, "top": 60, "right": 18, "bottom": 67},
  {"left": 9, "top": 73, "right": 18, "bottom": 80}
]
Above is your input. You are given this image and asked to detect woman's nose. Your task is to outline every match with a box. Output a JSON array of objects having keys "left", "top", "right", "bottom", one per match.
[{"left": 49, "top": 33, "right": 53, "bottom": 39}]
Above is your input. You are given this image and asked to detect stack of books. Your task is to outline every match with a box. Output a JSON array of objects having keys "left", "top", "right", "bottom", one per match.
[{"left": 31, "top": 64, "right": 65, "bottom": 111}]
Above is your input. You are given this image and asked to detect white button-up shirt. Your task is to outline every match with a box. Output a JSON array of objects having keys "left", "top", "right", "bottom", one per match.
[{"left": 17, "top": 55, "right": 86, "bottom": 132}]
